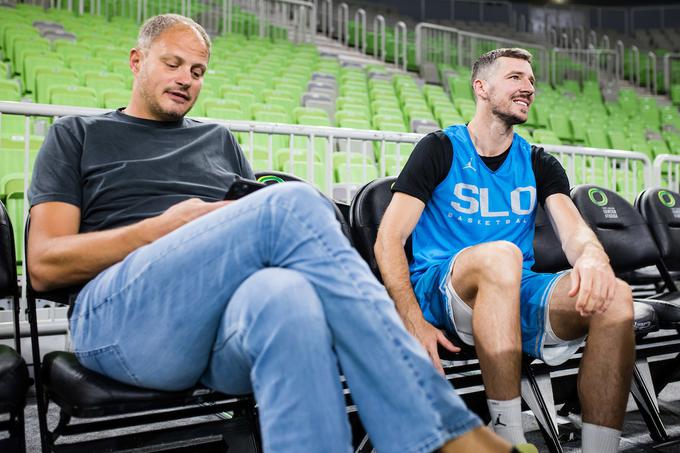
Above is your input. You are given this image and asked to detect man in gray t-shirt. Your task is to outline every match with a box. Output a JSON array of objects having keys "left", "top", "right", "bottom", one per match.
[{"left": 26, "top": 13, "right": 512, "bottom": 453}]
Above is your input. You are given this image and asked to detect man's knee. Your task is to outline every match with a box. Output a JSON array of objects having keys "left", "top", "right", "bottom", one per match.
[
  {"left": 594, "top": 279, "right": 634, "bottom": 329},
  {"left": 241, "top": 268, "right": 328, "bottom": 335},
  {"left": 463, "top": 241, "right": 522, "bottom": 287}
]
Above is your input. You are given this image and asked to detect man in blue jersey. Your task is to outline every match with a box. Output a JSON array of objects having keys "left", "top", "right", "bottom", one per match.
[{"left": 376, "top": 48, "right": 634, "bottom": 453}]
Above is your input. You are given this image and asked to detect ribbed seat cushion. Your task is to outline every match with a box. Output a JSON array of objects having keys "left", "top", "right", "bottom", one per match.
[{"left": 42, "top": 351, "right": 219, "bottom": 418}]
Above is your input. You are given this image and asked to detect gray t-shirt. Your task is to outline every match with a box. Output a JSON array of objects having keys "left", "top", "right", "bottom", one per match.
[{"left": 28, "top": 110, "right": 254, "bottom": 233}]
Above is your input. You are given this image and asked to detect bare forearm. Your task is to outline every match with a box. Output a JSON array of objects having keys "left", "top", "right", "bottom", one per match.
[
  {"left": 29, "top": 217, "right": 157, "bottom": 291},
  {"left": 562, "top": 226, "right": 607, "bottom": 266},
  {"left": 375, "top": 237, "right": 425, "bottom": 322}
]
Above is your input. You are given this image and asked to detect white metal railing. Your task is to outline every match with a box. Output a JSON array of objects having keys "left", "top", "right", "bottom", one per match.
[
  {"left": 542, "top": 145, "right": 652, "bottom": 202},
  {"left": 415, "top": 22, "right": 549, "bottom": 83},
  {"left": 317, "top": 0, "right": 332, "bottom": 38},
  {"left": 654, "top": 155, "right": 680, "bottom": 192},
  {"left": 393, "top": 21, "right": 407, "bottom": 72},
  {"left": 647, "top": 51, "right": 658, "bottom": 95},
  {"left": 550, "top": 47, "right": 620, "bottom": 87},
  {"left": 336, "top": 2, "right": 348, "bottom": 47},
  {"left": 259, "top": 0, "right": 316, "bottom": 43},
  {"left": 372, "top": 14, "right": 386, "bottom": 63},
  {"left": 663, "top": 53, "right": 680, "bottom": 94},
  {"left": 353, "top": 7, "right": 366, "bottom": 55}
]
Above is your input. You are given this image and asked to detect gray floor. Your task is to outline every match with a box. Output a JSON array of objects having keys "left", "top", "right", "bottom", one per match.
[{"left": 7, "top": 381, "right": 680, "bottom": 452}]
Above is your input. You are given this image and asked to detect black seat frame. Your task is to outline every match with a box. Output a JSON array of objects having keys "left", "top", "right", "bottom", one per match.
[{"left": 0, "top": 200, "right": 30, "bottom": 453}]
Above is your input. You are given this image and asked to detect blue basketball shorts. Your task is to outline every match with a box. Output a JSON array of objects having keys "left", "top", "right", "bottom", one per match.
[{"left": 412, "top": 250, "right": 584, "bottom": 365}]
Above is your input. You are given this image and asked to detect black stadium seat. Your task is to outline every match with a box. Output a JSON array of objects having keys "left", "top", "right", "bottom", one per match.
[
  {"left": 0, "top": 201, "right": 30, "bottom": 453},
  {"left": 571, "top": 185, "right": 680, "bottom": 329},
  {"left": 533, "top": 203, "right": 659, "bottom": 337},
  {"left": 23, "top": 217, "right": 261, "bottom": 452},
  {"left": 571, "top": 184, "right": 680, "bottom": 443}
]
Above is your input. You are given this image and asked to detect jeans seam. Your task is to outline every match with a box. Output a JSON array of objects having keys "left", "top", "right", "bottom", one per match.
[{"left": 278, "top": 200, "right": 446, "bottom": 431}]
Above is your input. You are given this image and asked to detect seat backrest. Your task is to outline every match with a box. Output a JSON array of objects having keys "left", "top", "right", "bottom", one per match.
[
  {"left": 0, "top": 201, "right": 18, "bottom": 300},
  {"left": 635, "top": 187, "right": 680, "bottom": 271},
  {"left": 349, "top": 177, "right": 397, "bottom": 280},
  {"left": 532, "top": 204, "right": 570, "bottom": 273},
  {"left": 570, "top": 184, "right": 660, "bottom": 273},
  {"left": 254, "top": 171, "right": 353, "bottom": 244}
]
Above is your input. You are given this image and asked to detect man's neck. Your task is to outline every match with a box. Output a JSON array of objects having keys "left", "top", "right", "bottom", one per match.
[{"left": 467, "top": 112, "right": 514, "bottom": 157}]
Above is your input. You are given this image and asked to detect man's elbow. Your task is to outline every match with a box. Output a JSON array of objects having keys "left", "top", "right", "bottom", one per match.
[{"left": 27, "top": 257, "right": 58, "bottom": 293}]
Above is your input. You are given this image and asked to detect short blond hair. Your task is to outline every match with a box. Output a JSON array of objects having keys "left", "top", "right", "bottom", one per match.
[{"left": 137, "top": 14, "right": 211, "bottom": 55}]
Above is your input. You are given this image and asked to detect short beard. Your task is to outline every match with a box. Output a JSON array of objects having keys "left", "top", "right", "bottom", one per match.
[
  {"left": 491, "top": 105, "right": 526, "bottom": 127},
  {"left": 138, "top": 72, "right": 190, "bottom": 121}
]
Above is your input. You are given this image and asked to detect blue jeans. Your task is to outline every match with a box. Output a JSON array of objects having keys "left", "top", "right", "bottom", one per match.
[{"left": 70, "top": 183, "right": 481, "bottom": 453}]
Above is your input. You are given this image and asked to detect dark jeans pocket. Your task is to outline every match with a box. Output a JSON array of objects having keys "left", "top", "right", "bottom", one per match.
[{"left": 74, "top": 344, "right": 141, "bottom": 387}]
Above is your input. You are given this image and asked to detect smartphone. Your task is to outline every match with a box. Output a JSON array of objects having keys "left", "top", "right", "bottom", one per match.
[{"left": 224, "top": 175, "right": 266, "bottom": 200}]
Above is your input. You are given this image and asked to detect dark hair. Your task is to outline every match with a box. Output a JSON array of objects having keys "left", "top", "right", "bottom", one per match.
[{"left": 471, "top": 48, "right": 532, "bottom": 89}]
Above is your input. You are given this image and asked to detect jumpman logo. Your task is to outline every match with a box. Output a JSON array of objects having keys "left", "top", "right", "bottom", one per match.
[
  {"left": 463, "top": 157, "right": 476, "bottom": 172},
  {"left": 494, "top": 414, "right": 507, "bottom": 427}
]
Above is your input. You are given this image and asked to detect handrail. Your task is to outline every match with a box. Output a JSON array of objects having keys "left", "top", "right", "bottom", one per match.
[
  {"left": 616, "top": 40, "right": 624, "bottom": 81},
  {"left": 647, "top": 51, "right": 657, "bottom": 94},
  {"left": 601, "top": 34, "right": 610, "bottom": 49},
  {"left": 588, "top": 30, "right": 597, "bottom": 48},
  {"left": 415, "top": 22, "right": 547, "bottom": 67},
  {"left": 663, "top": 53, "right": 680, "bottom": 94},
  {"left": 223, "top": 0, "right": 233, "bottom": 34},
  {"left": 373, "top": 14, "right": 386, "bottom": 62},
  {"left": 653, "top": 154, "right": 680, "bottom": 188},
  {"left": 394, "top": 21, "right": 407, "bottom": 71},
  {"left": 631, "top": 45, "right": 640, "bottom": 86},
  {"left": 548, "top": 27, "right": 557, "bottom": 47},
  {"left": 337, "top": 2, "right": 348, "bottom": 46},
  {"left": 354, "top": 8, "right": 366, "bottom": 54},
  {"left": 320, "top": 0, "right": 333, "bottom": 38}
]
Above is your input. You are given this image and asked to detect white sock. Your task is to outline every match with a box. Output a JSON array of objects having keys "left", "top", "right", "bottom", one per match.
[
  {"left": 582, "top": 422, "right": 621, "bottom": 453},
  {"left": 487, "top": 396, "right": 526, "bottom": 445}
]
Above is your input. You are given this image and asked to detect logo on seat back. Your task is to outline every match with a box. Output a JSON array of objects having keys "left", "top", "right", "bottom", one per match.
[
  {"left": 588, "top": 188, "right": 608, "bottom": 207},
  {"left": 658, "top": 190, "right": 676, "bottom": 208}
]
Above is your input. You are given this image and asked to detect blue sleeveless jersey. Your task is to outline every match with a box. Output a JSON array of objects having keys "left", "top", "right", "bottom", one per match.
[{"left": 410, "top": 125, "right": 538, "bottom": 281}]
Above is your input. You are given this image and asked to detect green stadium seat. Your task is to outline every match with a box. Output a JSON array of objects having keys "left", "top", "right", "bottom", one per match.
[
  {"left": 585, "top": 128, "right": 610, "bottom": 149},
  {"left": 650, "top": 140, "right": 670, "bottom": 157},
  {"left": 25, "top": 55, "right": 65, "bottom": 93},
  {"left": 514, "top": 126, "right": 532, "bottom": 141},
  {"left": 0, "top": 114, "right": 33, "bottom": 136},
  {"left": 84, "top": 72, "right": 127, "bottom": 103},
  {"left": 532, "top": 129, "right": 562, "bottom": 145},
  {"left": 34, "top": 67, "right": 79, "bottom": 104},
  {"left": 569, "top": 115, "right": 587, "bottom": 143},
  {"left": 50, "top": 85, "right": 99, "bottom": 108},
  {"left": 548, "top": 114, "right": 572, "bottom": 143},
  {"left": 607, "top": 130, "right": 629, "bottom": 150},
  {"left": 282, "top": 160, "right": 326, "bottom": 189},
  {"left": 671, "top": 84, "right": 680, "bottom": 105},
  {"left": 335, "top": 162, "right": 378, "bottom": 185},
  {"left": 292, "top": 107, "right": 329, "bottom": 123},
  {"left": 275, "top": 148, "right": 321, "bottom": 170}
]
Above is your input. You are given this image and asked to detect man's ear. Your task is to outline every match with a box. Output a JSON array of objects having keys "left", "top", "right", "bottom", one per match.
[
  {"left": 129, "top": 48, "right": 143, "bottom": 75},
  {"left": 473, "top": 78, "right": 488, "bottom": 101}
]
